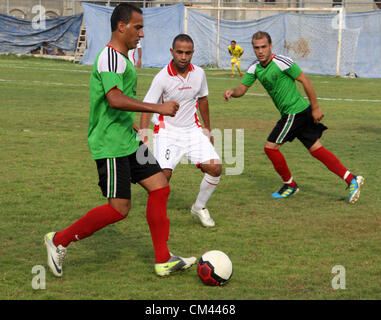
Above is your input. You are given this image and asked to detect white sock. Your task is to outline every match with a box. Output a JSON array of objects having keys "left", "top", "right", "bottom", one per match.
[{"left": 193, "top": 174, "right": 221, "bottom": 210}]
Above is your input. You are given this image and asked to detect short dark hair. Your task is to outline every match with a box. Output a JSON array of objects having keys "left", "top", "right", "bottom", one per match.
[
  {"left": 252, "top": 31, "right": 272, "bottom": 44},
  {"left": 172, "top": 34, "right": 194, "bottom": 49},
  {"left": 231, "top": 40, "right": 236, "bottom": 44},
  {"left": 110, "top": 3, "right": 142, "bottom": 32}
]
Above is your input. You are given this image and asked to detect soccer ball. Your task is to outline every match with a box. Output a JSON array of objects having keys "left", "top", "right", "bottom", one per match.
[{"left": 197, "top": 250, "right": 233, "bottom": 286}]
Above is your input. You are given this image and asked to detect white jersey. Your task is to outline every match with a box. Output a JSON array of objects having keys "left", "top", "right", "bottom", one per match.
[
  {"left": 143, "top": 60, "right": 209, "bottom": 130},
  {"left": 127, "top": 40, "right": 141, "bottom": 66}
]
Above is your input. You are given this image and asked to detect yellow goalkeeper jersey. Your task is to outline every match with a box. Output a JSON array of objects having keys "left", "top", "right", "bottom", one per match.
[{"left": 228, "top": 44, "right": 244, "bottom": 57}]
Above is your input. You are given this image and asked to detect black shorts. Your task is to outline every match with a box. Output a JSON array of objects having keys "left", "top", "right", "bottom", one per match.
[
  {"left": 95, "top": 143, "right": 162, "bottom": 199},
  {"left": 267, "top": 106, "right": 328, "bottom": 149}
]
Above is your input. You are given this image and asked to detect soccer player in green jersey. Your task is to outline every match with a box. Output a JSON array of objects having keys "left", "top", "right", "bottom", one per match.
[
  {"left": 224, "top": 31, "right": 364, "bottom": 203},
  {"left": 44, "top": 4, "right": 196, "bottom": 278}
]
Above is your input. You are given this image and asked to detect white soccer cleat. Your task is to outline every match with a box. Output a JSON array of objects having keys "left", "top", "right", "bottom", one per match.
[
  {"left": 191, "top": 204, "right": 215, "bottom": 228},
  {"left": 44, "top": 232, "right": 67, "bottom": 277}
]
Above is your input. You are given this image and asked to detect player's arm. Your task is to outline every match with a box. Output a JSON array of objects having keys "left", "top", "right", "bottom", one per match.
[
  {"left": 139, "top": 112, "right": 151, "bottom": 132},
  {"left": 106, "top": 89, "right": 178, "bottom": 116},
  {"left": 136, "top": 47, "right": 142, "bottom": 68},
  {"left": 296, "top": 72, "right": 324, "bottom": 123},
  {"left": 139, "top": 75, "right": 165, "bottom": 144},
  {"left": 198, "top": 96, "right": 213, "bottom": 143},
  {"left": 223, "top": 83, "right": 249, "bottom": 101},
  {"left": 139, "top": 111, "right": 151, "bottom": 145},
  {"left": 132, "top": 123, "right": 140, "bottom": 132}
]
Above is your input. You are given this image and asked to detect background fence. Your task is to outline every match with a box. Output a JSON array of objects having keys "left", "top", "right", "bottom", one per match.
[
  {"left": 80, "top": 2, "right": 381, "bottom": 77},
  {"left": 1, "top": 0, "right": 381, "bottom": 20},
  {"left": 1, "top": 1, "right": 381, "bottom": 77}
]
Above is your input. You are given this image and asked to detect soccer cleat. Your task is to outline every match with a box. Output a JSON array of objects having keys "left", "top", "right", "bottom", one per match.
[
  {"left": 44, "top": 232, "right": 67, "bottom": 277},
  {"left": 272, "top": 184, "right": 299, "bottom": 199},
  {"left": 191, "top": 205, "right": 215, "bottom": 227},
  {"left": 155, "top": 253, "right": 197, "bottom": 277},
  {"left": 347, "top": 175, "right": 365, "bottom": 204}
]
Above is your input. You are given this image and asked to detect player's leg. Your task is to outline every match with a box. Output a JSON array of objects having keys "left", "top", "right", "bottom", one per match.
[
  {"left": 264, "top": 142, "right": 295, "bottom": 190},
  {"left": 264, "top": 141, "right": 299, "bottom": 198},
  {"left": 308, "top": 139, "right": 364, "bottom": 204},
  {"left": 231, "top": 57, "right": 236, "bottom": 77},
  {"left": 138, "top": 172, "right": 171, "bottom": 263},
  {"left": 296, "top": 106, "right": 364, "bottom": 204},
  {"left": 133, "top": 145, "right": 196, "bottom": 276},
  {"left": 194, "top": 159, "right": 222, "bottom": 207},
  {"left": 44, "top": 157, "right": 130, "bottom": 277},
  {"left": 190, "top": 159, "right": 222, "bottom": 228},
  {"left": 265, "top": 113, "right": 301, "bottom": 198},
  {"left": 309, "top": 139, "right": 354, "bottom": 182},
  {"left": 132, "top": 143, "right": 171, "bottom": 263},
  {"left": 162, "top": 169, "right": 173, "bottom": 182},
  {"left": 51, "top": 199, "right": 128, "bottom": 248},
  {"left": 236, "top": 59, "right": 243, "bottom": 78},
  {"left": 186, "top": 130, "right": 222, "bottom": 226}
]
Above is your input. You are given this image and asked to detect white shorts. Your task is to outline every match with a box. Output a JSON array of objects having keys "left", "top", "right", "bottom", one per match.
[{"left": 153, "top": 126, "right": 221, "bottom": 171}]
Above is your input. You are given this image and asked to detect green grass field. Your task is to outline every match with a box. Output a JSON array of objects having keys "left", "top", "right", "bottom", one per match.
[{"left": 1, "top": 55, "right": 381, "bottom": 300}]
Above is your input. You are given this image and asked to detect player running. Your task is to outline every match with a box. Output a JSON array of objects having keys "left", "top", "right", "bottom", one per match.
[
  {"left": 44, "top": 4, "right": 196, "bottom": 278},
  {"left": 224, "top": 31, "right": 364, "bottom": 203},
  {"left": 140, "top": 34, "right": 222, "bottom": 228},
  {"left": 228, "top": 40, "right": 244, "bottom": 78}
]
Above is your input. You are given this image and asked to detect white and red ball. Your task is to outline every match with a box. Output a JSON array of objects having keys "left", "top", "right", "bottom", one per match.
[{"left": 197, "top": 250, "right": 233, "bottom": 286}]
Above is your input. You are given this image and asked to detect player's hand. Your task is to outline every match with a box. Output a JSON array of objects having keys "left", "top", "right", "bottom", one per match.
[
  {"left": 138, "top": 128, "right": 150, "bottom": 147},
  {"left": 160, "top": 101, "right": 179, "bottom": 117},
  {"left": 223, "top": 90, "right": 234, "bottom": 102},
  {"left": 202, "top": 128, "right": 214, "bottom": 145},
  {"left": 312, "top": 106, "right": 324, "bottom": 123}
]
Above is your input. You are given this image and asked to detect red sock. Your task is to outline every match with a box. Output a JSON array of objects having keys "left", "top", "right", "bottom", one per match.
[
  {"left": 53, "top": 204, "right": 125, "bottom": 248},
  {"left": 264, "top": 147, "right": 296, "bottom": 187},
  {"left": 146, "top": 185, "right": 171, "bottom": 263},
  {"left": 310, "top": 146, "right": 354, "bottom": 184}
]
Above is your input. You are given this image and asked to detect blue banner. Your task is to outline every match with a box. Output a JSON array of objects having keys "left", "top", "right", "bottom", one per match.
[
  {"left": 81, "top": 3, "right": 184, "bottom": 67},
  {"left": 81, "top": 3, "right": 381, "bottom": 78},
  {"left": 0, "top": 13, "right": 83, "bottom": 54}
]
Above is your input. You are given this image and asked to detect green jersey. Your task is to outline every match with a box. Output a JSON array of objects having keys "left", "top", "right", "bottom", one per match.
[
  {"left": 241, "top": 54, "right": 309, "bottom": 115},
  {"left": 88, "top": 45, "right": 140, "bottom": 160}
]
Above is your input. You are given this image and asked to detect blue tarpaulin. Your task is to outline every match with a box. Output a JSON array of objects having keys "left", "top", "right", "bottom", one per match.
[
  {"left": 81, "top": 2, "right": 184, "bottom": 67},
  {"left": 81, "top": 3, "right": 381, "bottom": 78},
  {"left": 2, "top": 2, "right": 380, "bottom": 78},
  {"left": 0, "top": 13, "right": 83, "bottom": 54}
]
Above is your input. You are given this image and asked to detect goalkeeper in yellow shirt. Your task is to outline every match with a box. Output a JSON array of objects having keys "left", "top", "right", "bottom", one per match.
[{"left": 228, "top": 40, "right": 244, "bottom": 78}]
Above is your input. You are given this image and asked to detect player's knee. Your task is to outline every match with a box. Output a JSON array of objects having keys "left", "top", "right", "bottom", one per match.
[
  {"left": 206, "top": 163, "right": 222, "bottom": 177},
  {"left": 118, "top": 204, "right": 131, "bottom": 217},
  {"left": 213, "top": 164, "right": 222, "bottom": 177},
  {"left": 264, "top": 141, "right": 280, "bottom": 151},
  {"left": 162, "top": 169, "right": 172, "bottom": 181},
  {"left": 109, "top": 200, "right": 131, "bottom": 217}
]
